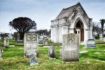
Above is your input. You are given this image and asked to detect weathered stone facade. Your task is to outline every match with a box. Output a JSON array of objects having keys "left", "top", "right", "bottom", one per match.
[{"left": 51, "top": 3, "right": 93, "bottom": 44}]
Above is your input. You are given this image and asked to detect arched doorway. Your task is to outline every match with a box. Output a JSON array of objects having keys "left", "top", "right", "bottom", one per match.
[{"left": 74, "top": 20, "right": 84, "bottom": 41}]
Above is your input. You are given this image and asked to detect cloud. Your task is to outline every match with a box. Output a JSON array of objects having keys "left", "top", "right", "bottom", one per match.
[{"left": 0, "top": 0, "right": 105, "bottom": 33}]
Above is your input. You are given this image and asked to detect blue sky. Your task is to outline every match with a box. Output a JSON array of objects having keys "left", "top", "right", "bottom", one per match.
[{"left": 0, "top": 0, "right": 105, "bottom": 33}]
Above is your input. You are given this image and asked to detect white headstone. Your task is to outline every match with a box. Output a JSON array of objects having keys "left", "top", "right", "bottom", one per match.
[
  {"left": 3, "top": 37, "right": 9, "bottom": 48},
  {"left": 24, "top": 32, "right": 38, "bottom": 65},
  {"left": 61, "top": 33, "right": 79, "bottom": 61}
]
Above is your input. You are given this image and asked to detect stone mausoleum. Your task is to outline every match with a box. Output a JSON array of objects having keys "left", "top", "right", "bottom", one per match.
[{"left": 51, "top": 3, "right": 93, "bottom": 44}]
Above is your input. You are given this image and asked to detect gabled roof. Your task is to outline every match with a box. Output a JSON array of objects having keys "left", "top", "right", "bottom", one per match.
[{"left": 56, "top": 2, "right": 89, "bottom": 19}]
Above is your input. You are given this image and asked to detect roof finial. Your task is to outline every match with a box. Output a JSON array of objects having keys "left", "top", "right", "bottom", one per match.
[{"left": 77, "top": 2, "right": 81, "bottom": 5}]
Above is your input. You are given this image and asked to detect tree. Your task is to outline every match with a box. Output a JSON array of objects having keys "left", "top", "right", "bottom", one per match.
[
  {"left": 9, "top": 17, "right": 36, "bottom": 40},
  {"left": 92, "top": 23, "right": 101, "bottom": 39},
  {"left": 100, "top": 19, "right": 105, "bottom": 37}
]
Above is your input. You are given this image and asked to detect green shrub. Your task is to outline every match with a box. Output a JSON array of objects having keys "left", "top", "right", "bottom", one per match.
[
  {"left": 38, "top": 44, "right": 45, "bottom": 47},
  {"left": 95, "top": 35, "right": 99, "bottom": 39},
  {"left": 47, "top": 40, "right": 61, "bottom": 47},
  {"left": 95, "top": 40, "right": 105, "bottom": 44}
]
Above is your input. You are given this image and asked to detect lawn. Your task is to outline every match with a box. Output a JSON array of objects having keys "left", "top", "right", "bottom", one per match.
[{"left": 0, "top": 40, "right": 105, "bottom": 70}]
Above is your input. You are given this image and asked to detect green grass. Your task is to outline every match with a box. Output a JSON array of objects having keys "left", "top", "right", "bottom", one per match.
[
  {"left": 0, "top": 40, "right": 105, "bottom": 70},
  {"left": 95, "top": 40, "right": 105, "bottom": 44}
]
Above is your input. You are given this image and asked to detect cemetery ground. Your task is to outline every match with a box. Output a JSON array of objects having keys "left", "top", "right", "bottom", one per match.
[{"left": 0, "top": 40, "right": 105, "bottom": 70}]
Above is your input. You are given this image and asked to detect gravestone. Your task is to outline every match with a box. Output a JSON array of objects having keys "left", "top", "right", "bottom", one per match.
[
  {"left": 48, "top": 46, "right": 56, "bottom": 58},
  {"left": 3, "top": 37, "right": 9, "bottom": 48},
  {"left": 24, "top": 32, "right": 38, "bottom": 66},
  {"left": 43, "top": 37, "right": 48, "bottom": 45},
  {"left": 99, "top": 34, "right": 103, "bottom": 40},
  {"left": 0, "top": 49, "right": 3, "bottom": 60},
  {"left": 86, "top": 39, "right": 96, "bottom": 48},
  {"left": 61, "top": 33, "right": 79, "bottom": 61}
]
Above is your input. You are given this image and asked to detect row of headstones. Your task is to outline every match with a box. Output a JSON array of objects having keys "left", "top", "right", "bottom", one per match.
[
  {"left": 0, "top": 33, "right": 48, "bottom": 61},
  {"left": 0, "top": 32, "right": 96, "bottom": 63},
  {"left": 24, "top": 32, "right": 96, "bottom": 66}
]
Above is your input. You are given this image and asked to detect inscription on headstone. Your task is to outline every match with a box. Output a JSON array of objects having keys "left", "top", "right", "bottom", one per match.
[
  {"left": 61, "top": 33, "right": 79, "bottom": 61},
  {"left": 24, "top": 32, "right": 38, "bottom": 66}
]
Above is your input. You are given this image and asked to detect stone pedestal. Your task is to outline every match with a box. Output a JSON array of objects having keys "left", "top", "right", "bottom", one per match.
[
  {"left": 28, "top": 50, "right": 38, "bottom": 66},
  {"left": 61, "top": 33, "right": 79, "bottom": 61}
]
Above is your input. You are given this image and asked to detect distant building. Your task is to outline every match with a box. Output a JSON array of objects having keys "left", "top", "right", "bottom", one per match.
[{"left": 51, "top": 3, "right": 94, "bottom": 44}]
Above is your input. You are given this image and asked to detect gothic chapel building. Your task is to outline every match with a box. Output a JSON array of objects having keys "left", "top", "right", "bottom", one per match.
[{"left": 51, "top": 3, "right": 93, "bottom": 44}]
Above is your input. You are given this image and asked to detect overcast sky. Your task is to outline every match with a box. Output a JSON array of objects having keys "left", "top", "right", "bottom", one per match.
[{"left": 0, "top": 0, "right": 105, "bottom": 33}]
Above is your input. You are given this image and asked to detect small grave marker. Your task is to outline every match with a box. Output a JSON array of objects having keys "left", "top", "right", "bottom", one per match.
[
  {"left": 48, "top": 46, "right": 56, "bottom": 58},
  {"left": 3, "top": 37, "right": 9, "bottom": 48},
  {"left": 86, "top": 39, "right": 96, "bottom": 48}
]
